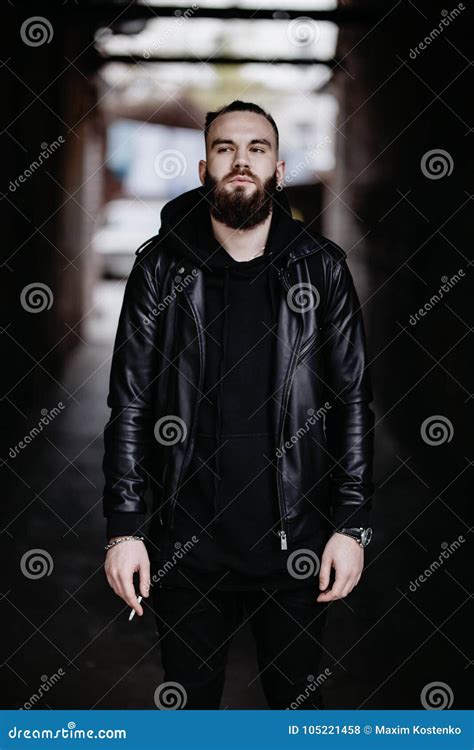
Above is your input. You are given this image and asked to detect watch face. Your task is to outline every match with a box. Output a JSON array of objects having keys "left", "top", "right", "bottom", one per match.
[{"left": 361, "top": 527, "right": 372, "bottom": 547}]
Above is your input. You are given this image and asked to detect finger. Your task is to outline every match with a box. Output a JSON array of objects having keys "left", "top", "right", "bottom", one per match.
[
  {"left": 317, "top": 588, "right": 337, "bottom": 602},
  {"left": 316, "top": 558, "right": 343, "bottom": 602},
  {"left": 105, "top": 568, "right": 118, "bottom": 595},
  {"left": 113, "top": 573, "right": 126, "bottom": 601},
  {"left": 317, "top": 583, "right": 345, "bottom": 602},
  {"left": 118, "top": 574, "right": 144, "bottom": 616},
  {"left": 316, "top": 590, "right": 329, "bottom": 602},
  {"left": 318, "top": 556, "right": 332, "bottom": 591},
  {"left": 331, "top": 568, "right": 349, "bottom": 599},
  {"left": 139, "top": 559, "right": 151, "bottom": 598}
]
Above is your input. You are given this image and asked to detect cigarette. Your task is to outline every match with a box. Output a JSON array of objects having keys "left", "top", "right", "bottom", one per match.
[{"left": 128, "top": 595, "right": 143, "bottom": 622}]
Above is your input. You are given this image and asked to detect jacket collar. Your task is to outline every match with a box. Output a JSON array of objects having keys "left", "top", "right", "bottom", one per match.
[{"left": 152, "top": 185, "right": 323, "bottom": 272}]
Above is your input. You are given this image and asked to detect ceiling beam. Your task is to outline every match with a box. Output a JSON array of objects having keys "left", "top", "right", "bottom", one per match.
[
  {"left": 99, "top": 54, "right": 338, "bottom": 66},
  {"left": 14, "top": 3, "right": 377, "bottom": 26}
]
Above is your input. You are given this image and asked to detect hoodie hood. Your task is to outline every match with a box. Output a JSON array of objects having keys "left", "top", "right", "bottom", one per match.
[{"left": 154, "top": 184, "right": 302, "bottom": 273}]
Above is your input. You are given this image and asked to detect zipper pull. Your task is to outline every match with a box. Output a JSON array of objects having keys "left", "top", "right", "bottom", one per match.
[{"left": 279, "top": 530, "right": 288, "bottom": 551}]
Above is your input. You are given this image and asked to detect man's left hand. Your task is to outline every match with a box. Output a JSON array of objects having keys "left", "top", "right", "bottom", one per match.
[{"left": 316, "top": 532, "right": 364, "bottom": 602}]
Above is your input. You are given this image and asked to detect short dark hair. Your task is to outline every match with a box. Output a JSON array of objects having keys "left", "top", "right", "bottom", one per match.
[{"left": 204, "top": 100, "right": 279, "bottom": 151}]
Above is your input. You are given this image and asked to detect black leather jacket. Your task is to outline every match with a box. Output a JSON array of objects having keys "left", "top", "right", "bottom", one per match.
[{"left": 102, "top": 186, "right": 375, "bottom": 547}]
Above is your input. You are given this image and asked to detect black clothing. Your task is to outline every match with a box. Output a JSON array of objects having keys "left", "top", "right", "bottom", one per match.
[
  {"left": 102, "top": 185, "right": 375, "bottom": 573},
  {"left": 152, "top": 581, "right": 329, "bottom": 709},
  {"left": 102, "top": 185, "right": 374, "bottom": 709},
  {"left": 155, "top": 202, "right": 318, "bottom": 589}
]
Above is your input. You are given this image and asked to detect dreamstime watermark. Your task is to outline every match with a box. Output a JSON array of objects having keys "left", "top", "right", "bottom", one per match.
[
  {"left": 8, "top": 402, "right": 65, "bottom": 459},
  {"left": 287, "top": 548, "right": 321, "bottom": 579},
  {"left": 20, "top": 282, "right": 54, "bottom": 313},
  {"left": 20, "top": 16, "right": 54, "bottom": 46},
  {"left": 154, "top": 415, "right": 188, "bottom": 445},
  {"left": 287, "top": 16, "right": 320, "bottom": 47},
  {"left": 276, "top": 403, "right": 331, "bottom": 458},
  {"left": 151, "top": 536, "right": 199, "bottom": 584},
  {"left": 154, "top": 681, "right": 188, "bottom": 709},
  {"left": 9, "top": 138, "right": 65, "bottom": 192},
  {"left": 20, "top": 549, "right": 54, "bottom": 579},
  {"left": 19, "top": 668, "right": 66, "bottom": 709},
  {"left": 420, "top": 148, "right": 454, "bottom": 179},
  {"left": 143, "top": 4, "right": 199, "bottom": 59},
  {"left": 8, "top": 724, "right": 127, "bottom": 740},
  {"left": 287, "top": 282, "right": 320, "bottom": 313},
  {"left": 142, "top": 268, "right": 198, "bottom": 324},
  {"left": 408, "top": 536, "right": 465, "bottom": 592},
  {"left": 420, "top": 415, "right": 454, "bottom": 445},
  {"left": 154, "top": 149, "right": 188, "bottom": 180},
  {"left": 285, "top": 668, "right": 332, "bottom": 710},
  {"left": 280, "top": 138, "right": 332, "bottom": 188},
  {"left": 420, "top": 681, "right": 454, "bottom": 710},
  {"left": 409, "top": 4, "right": 466, "bottom": 59},
  {"left": 408, "top": 269, "right": 465, "bottom": 326}
]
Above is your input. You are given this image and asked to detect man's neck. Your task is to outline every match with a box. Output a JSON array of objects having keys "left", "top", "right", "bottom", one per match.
[{"left": 210, "top": 209, "right": 273, "bottom": 262}]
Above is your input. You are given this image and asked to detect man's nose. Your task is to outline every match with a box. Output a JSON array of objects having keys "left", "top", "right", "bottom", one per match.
[{"left": 232, "top": 151, "right": 250, "bottom": 170}]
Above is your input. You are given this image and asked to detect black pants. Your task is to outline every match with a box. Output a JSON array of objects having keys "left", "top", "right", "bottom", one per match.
[{"left": 152, "top": 583, "right": 329, "bottom": 709}]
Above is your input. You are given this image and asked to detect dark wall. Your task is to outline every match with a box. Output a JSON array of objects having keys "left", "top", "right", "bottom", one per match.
[{"left": 0, "top": 8, "right": 103, "bottom": 441}]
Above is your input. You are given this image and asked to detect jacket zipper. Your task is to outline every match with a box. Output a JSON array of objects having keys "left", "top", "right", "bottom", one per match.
[
  {"left": 274, "top": 248, "right": 322, "bottom": 551},
  {"left": 276, "top": 266, "right": 303, "bottom": 551},
  {"left": 276, "top": 335, "right": 302, "bottom": 549}
]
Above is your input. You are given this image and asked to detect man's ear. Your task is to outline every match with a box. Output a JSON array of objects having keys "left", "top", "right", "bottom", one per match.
[
  {"left": 198, "top": 159, "right": 207, "bottom": 185},
  {"left": 276, "top": 159, "right": 286, "bottom": 188}
]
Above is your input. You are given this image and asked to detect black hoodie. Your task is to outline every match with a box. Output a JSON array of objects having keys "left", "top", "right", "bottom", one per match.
[{"left": 153, "top": 186, "right": 314, "bottom": 592}]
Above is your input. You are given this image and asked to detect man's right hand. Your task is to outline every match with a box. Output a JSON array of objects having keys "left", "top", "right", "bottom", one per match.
[{"left": 104, "top": 538, "right": 151, "bottom": 617}]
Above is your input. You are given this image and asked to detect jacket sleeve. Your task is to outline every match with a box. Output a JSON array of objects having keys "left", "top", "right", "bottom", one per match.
[
  {"left": 101, "top": 252, "right": 160, "bottom": 541},
  {"left": 321, "top": 253, "right": 375, "bottom": 530}
]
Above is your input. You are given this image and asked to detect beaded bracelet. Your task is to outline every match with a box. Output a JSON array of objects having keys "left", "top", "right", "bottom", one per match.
[{"left": 104, "top": 535, "right": 145, "bottom": 551}]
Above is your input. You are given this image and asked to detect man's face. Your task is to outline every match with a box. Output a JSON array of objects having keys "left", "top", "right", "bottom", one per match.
[{"left": 199, "top": 111, "right": 285, "bottom": 230}]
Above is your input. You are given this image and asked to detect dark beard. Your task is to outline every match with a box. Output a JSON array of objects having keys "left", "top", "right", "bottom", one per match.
[{"left": 203, "top": 169, "right": 278, "bottom": 230}]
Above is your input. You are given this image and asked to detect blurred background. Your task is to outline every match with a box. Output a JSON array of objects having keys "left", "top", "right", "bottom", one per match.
[{"left": 0, "top": 0, "right": 471, "bottom": 710}]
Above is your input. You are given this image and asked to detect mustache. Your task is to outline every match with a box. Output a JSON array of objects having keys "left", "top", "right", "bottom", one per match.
[{"left": 226, "top": 169, "right": 257, "bottom": 181}]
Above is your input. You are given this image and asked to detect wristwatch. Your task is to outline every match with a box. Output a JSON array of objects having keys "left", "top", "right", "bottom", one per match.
[{"left": 334, "top": 527, "right": 372, "bottom": 548}]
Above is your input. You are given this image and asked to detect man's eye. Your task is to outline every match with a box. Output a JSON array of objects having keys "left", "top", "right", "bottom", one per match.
[{"left": 216, "top": 147, "right": 265, "bottom": 153}]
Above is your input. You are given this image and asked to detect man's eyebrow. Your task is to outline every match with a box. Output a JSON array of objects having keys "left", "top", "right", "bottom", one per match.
[{"left": 210, "top": 137, "right": 273, "bottom": 149}]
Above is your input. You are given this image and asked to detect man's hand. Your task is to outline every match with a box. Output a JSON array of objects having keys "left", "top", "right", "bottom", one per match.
[
  {"left": 317, "top": 532, "right": 364, "bottom": 603},
  {"left": 104, "top": 539, "right": 151, "bottom": 617}
]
